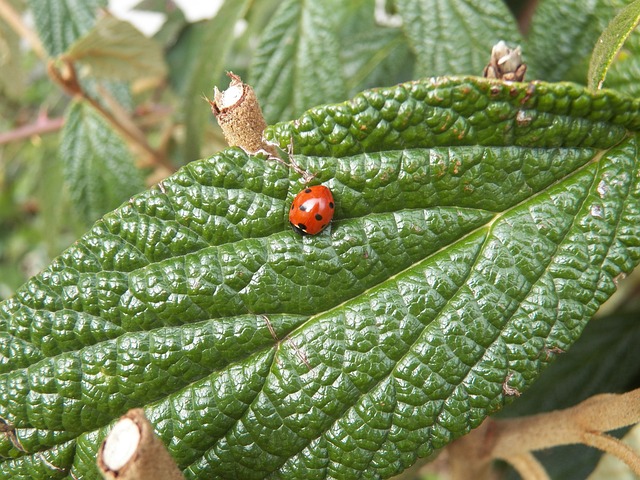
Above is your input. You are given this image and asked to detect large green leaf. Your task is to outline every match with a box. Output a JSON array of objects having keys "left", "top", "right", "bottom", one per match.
[
  {"left": 59, "top": 100, "right": 145, "bottom": 225},
  {"left": 394, "top": 0, "right": 522, "bottom": 77},
  {"left": 2, "top": 77, "right": 640, "bottom": 479}
]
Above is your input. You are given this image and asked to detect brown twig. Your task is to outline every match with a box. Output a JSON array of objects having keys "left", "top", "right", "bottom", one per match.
[
  {"left": 516, "top": 0, "right": 540, "bottom": 35},
  {"left": 447, "top": 388, "right": 640, "bottom": 479},
  {"left": 0, "top": 0, "right": 47, "bottom": 59},
  {"left": 92, "top": 83, "right": 174, "bottom": 171},
  {"left": 47, "top": 58, "right": 174, "bottom": 173},
  {"left": 0, "top": 114, "right": 64, "bottom": 145}
]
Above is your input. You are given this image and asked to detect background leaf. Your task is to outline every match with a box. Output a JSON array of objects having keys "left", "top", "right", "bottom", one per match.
[
  {"left": 2, "top": 78, "right": 640, "bottom": 478},
  {"left": 59, "top": 100, "right": 144, "bottom": 224},
  {"left": 525, "top": 0, "right": 635, "bottom": 83},
  {"left": 339, "top": 0, "right": 413, "bottom": 94},
  {"left": 394, "top": 0, "right": 522, "bottom": 77},
  {"left": 171, "top": 0, "right": 250, "bottom": 163},
  {"left": 602, "top": 30, "right": 640, "bottom": 97},
  {"left": 27, "top": 0, "right": 106, "bottom": 57},
  {"left": 588, "top": 0, "right": 640, "bottom": 89},
  {"left": 249, "top": 0, "right": 349, "bottom": 123},
  {"left": 65, "top": 13, "right": 167, "bottom": 82}
]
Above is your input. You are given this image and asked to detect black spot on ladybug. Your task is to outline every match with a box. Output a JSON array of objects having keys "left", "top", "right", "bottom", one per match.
[
  {"left": 290, "top": 204, "right": 294, "bottom": 210},
  {"left": 315, "top": 214, "right": 323, "bottom": 221},
  {"left": 299, "top": 205, "right": 307, "bottom": 211},
  {"left": 290, "top": 221, "right": 308, "bottom": 235},
  {"left": 329, "top": 202, "right": 334, "bottom": 209},
  {"left": 304, "top": 188, "right": 312, "bottom": 193}
]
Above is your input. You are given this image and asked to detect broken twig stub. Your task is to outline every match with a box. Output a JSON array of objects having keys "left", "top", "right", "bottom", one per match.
[{"left": 209, "top": 72, "right": 276, "bottom": 155}]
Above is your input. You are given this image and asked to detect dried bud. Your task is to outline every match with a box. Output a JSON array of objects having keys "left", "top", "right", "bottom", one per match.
[{"left": 483, "top": 40, "right": 527, "bottom": 82}]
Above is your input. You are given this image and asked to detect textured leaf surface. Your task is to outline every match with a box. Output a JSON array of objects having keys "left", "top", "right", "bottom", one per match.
[
  {"left": 249, "top": 0, "right": 349, "bottom": 123},
  {"left": 27, "top": 0, "right": 106, "bottom": 57},
  {"left": 3, "top": 77, "right": 640, "bottom": 479},
  {"left": 395, "top": 0, "right": 522, "bottom": 77},
  {"left": 59, "top": 100, "right": 145, "bottom": 224}
]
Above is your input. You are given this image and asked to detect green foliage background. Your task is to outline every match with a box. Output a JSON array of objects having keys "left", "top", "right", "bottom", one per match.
[{"left": 1, "top": 0, "right": 640, "bottom": 479}]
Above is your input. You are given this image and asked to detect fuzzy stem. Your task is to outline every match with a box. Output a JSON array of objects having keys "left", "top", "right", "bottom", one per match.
[
  {"left": 491, "top": 389, "right": 640, "bottom": 458},
  {"left": 48, "top": 58, "right": 174, "bottom": 173},
  {"left": 447, "top": 389, "right": 640, "bottom": 480},
  {"left": 582, "top": 431, "right": 640, "bottom": 476}
]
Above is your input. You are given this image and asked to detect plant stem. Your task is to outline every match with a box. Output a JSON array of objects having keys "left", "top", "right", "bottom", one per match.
[
  {"left": 582, "top": 432, "right": 640, "bottom": 476},
  {"left": 0, "top": 0, "right": 47, "bottom": 59},
  {"left": 447, "top": 389, "right": 640, "bottom": 479},
  {"left": 516, "top": 0, "right": 539, "bottom": 35},
  {"left": 210, "top": 72, "right": 276, "bottom": 155},
  {"left": 491, "top": 389, "right": 640, "bottom": 457},
  {"left": 0, "top": 115, "right": 64, "bottom": 145},
  {"left": 47, "top": 58, "right": 175, "bottom": 173}
]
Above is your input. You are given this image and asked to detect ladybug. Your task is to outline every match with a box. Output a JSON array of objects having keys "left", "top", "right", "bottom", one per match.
[{"left": 289, "top": 185, "right": 335, "bottom": 235}]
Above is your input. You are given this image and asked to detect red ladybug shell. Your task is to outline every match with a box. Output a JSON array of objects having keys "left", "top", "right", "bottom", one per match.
[{"left": 289, "top": 185, "right": 335, "bottom": 235}]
